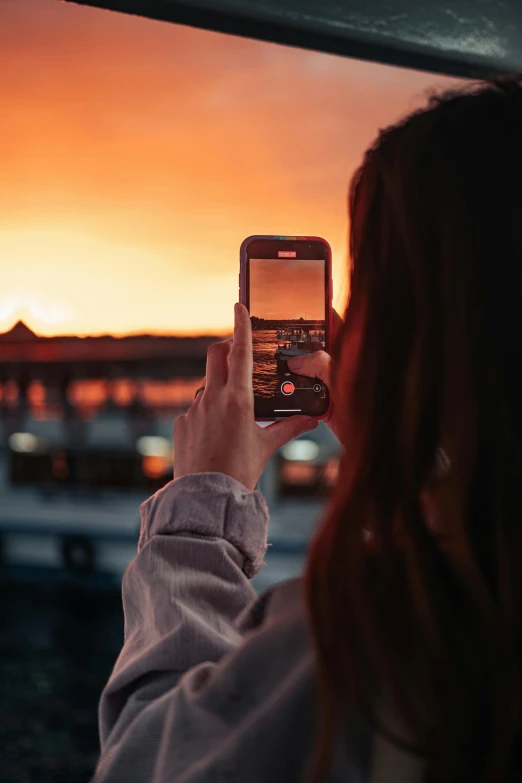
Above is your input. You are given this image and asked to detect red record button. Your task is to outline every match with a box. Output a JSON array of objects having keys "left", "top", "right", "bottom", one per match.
[{"left": 281, "top": 381, "right": 295, "bottom": 395}]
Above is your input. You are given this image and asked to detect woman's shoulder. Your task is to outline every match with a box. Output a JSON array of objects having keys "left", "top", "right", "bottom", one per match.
[
  {"left": 227, "top": 577, "right": 316, "bottom": 720},
  {"left": 231, "top": 577, "right": 373, "bottom": 782},
  {"left": 237, "top": 576, "right": 306, "bottom": 634}
]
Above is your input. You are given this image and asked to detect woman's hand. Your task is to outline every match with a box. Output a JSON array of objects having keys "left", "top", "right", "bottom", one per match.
[
  {"left": 173, "top": 303, "right": 318, "bottom": 492},
  {"left": 287, "top": 310, "right": 344, "bottom": 442}
]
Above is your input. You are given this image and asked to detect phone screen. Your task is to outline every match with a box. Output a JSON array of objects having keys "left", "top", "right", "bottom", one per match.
[{"left": 242, "top": 237, "right": 330, "bottom": 419}]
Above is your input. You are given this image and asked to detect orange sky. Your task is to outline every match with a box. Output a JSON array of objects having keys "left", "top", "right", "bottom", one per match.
[
  {"left": 250, "top": 259, "right": 325, "bottom": 320},
  {"left": 0, "top": 0, "right": 461, "bottom": 336}
]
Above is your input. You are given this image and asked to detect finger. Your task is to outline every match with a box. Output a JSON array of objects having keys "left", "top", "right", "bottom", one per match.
[
  {"left": 173, "top": 413, "right": 186, "bottom": 439},
  {"left": 332, "top": 308, "right": 344, "bottom": 344},
  {"left": 223, "top": 337, "right": 233, "bottom": 367},
  {"left": 262, "top": 416, "right": 318, "bottom": 454},
  {"left": 173, "top": 414, "right": 186, "bottom": 478},
  {"left": 228, "top": 302, "right": 253, "bottom": 391},
  {"left": 286, "top": 350, "right": 332, "bottom": 385},
  {"left": 205, "top": 340, "right": 232, "bottom": 390}
]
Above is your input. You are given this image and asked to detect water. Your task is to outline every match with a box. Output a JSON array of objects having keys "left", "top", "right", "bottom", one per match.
[
  {"left": 0, "top": 549, "right": 312, "bottom": 781},
  {"left": 0, "top": 378, "right": 203, "bottom": 422},
  {"left": 252, "top": 330, "right": 318, "bottom": 398},
  {"left": 0, "top": 581, "right": 123, "bottom": 783}
]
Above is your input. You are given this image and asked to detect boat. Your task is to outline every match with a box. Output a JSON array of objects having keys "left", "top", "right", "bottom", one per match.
[{"left": 275, "top": 330, "right": 325, "bottom": 361}]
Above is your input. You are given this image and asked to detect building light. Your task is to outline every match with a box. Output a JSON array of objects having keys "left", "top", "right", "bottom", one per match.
[
  {"left": 280, "top": 439, "right": 320, "bottom": 462},
  {"left": 8, "top": 432, "right": 40, "bottom": 453},
  {"left": 280, "top": 462, "right": 317, "bottom": 485},
  {"left": 135, "top": 435, "right": 172, "bottom": 458},
  {"left": 142, "top": 455, "right": 170, "bottom": 480}
]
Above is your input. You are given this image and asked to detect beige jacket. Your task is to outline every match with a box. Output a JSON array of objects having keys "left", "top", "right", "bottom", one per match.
[{"left": 92, "top": 472, "right": 425, "bottom": 783}]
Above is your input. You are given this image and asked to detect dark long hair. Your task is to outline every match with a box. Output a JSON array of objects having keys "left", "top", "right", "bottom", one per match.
[{"left": 306, "top": 79, "right": 522, "bottom": 782}]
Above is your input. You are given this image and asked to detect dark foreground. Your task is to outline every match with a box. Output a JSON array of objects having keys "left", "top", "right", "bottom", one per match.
[{"left": 0, "top": 580, "right": 123, "bottom": 783}]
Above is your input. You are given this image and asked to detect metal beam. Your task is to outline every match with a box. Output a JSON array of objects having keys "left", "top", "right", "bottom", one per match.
[{"left": 62, "top": 0, "right": 518, "bottom": 78}]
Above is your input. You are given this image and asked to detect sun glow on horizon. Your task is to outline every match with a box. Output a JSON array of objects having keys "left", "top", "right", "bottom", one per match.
[{"left": 0, "top": 225, "right": 236, "bottom": 337}]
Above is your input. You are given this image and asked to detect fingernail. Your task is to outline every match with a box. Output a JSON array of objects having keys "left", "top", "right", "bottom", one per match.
[
  {"left": 287, "top": 358, "right": 303, "bottom": 370},
  {"left": 234, "top": 303, "right": 241, "bottom": 320}
]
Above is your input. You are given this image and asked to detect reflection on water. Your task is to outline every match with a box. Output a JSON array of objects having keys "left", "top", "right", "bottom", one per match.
[
  {"left": 252, "top": 331, "right": 282, "bottom": 399},
  {"left": 0, "top": 581, "right": 123, "bottom": 783},
  {"left": 252, "top": 330, "right": 317, "bottom": 399},
  {"left": 0, "top": 378, "right": 202, "bottom": 421}
]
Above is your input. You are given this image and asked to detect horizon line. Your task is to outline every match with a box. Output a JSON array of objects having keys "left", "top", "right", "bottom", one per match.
[{"left": 0, "top": 319, "right": 231, "bottom": 341}]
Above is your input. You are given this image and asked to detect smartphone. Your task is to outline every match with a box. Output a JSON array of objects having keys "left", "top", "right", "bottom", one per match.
[{"left": 240, "top": 235, "right": 332, "bottom": 421}]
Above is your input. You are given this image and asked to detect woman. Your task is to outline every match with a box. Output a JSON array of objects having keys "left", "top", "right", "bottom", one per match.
[{"left": 93, "top": 79, "right": 522, "bottom": 783}]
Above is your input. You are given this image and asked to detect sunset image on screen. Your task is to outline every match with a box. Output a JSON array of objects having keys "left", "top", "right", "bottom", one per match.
[
  {"left": 249, "top": 257, "right": 327, "bottom": 413},
  {"left": 250, "top": 259, "right": 325, "bottom": 321}
]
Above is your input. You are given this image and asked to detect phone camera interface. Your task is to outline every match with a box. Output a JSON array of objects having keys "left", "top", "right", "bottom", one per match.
[{"left": 249, "top": 255, "right": 328, "bottom": 417}]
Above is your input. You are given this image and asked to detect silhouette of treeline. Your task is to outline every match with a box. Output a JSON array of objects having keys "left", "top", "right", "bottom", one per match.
[
  {"left": 0, "top": 321, "right": 223, "bottom": 380},
  {"left": 0, "top": 321, "right": 221, "bottom": 345},
  {"left": 250, "top": 316, "right": 324, "bottom": 330}
]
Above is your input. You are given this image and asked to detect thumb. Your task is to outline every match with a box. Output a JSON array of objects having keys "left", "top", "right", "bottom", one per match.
[
  {"left": 287, "top": 351, "right": 332, "bottom": 386},
  {"left": 262, "top": 415, "right": 318, "bottom": 455}
]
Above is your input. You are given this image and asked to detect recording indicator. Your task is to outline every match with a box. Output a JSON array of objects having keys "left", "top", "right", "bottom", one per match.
[{"left": 281, "top": 381, "right": 295, "bottom": 395}]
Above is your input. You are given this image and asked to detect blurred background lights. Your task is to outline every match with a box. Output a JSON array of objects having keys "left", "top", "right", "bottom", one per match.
[
  {"left": 280, "top": 439, "right": 320, "bottom": 462},
  {"left": 8, "top": 432, "right": 39, "bottom": 453},
  {"left": 135, "top": 436, "right": 172, "bottom": 458}
]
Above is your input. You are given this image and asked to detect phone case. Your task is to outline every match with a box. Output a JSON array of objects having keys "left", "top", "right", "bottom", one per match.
[{"left": 239, "top": 235, "right": 333, "bottom": 422}]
